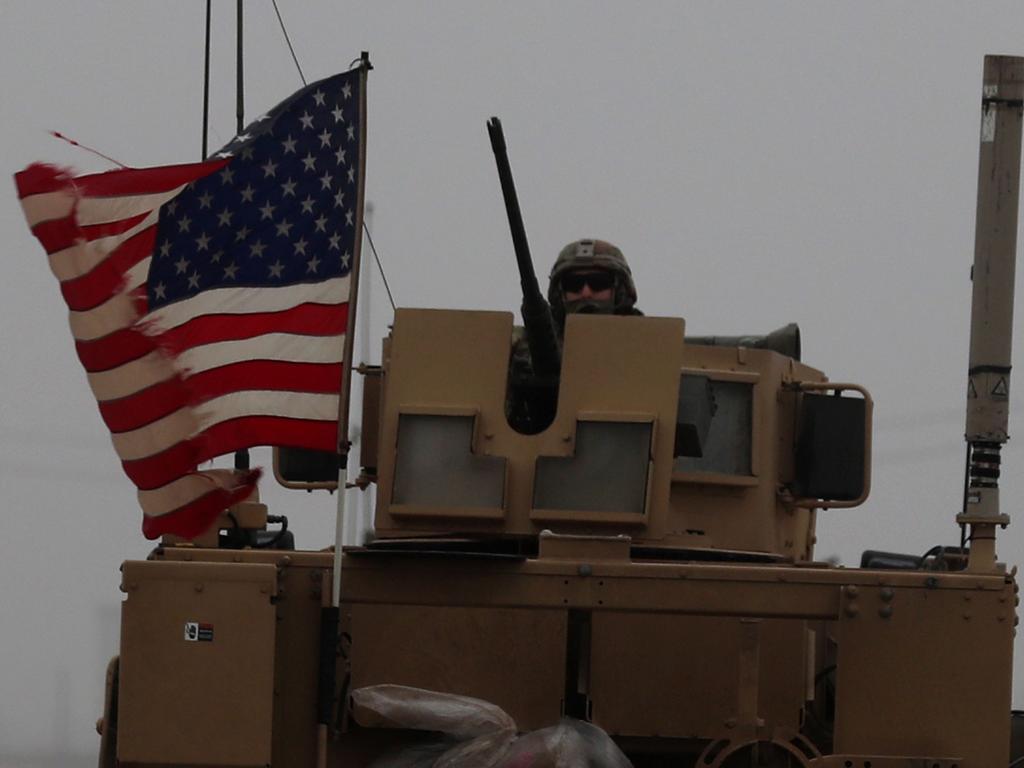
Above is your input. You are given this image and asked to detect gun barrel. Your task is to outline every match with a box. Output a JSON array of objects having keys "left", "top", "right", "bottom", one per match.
[
  {"left": 487, "top": 117, "right": 543, "bottom": 300},
  {"left": 487, "top": 117, "right": 561, "bottom": 381}
]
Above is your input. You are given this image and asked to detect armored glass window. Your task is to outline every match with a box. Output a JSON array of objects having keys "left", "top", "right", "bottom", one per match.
[
  {"left": 392, "top": 414, "right": 505, "bottom": 509},
  {"left": 534, "top": 421, "right": 652, "bottom": 514},
  {"left": 674, "top": 378, "right": 753, "bottom": 476}
]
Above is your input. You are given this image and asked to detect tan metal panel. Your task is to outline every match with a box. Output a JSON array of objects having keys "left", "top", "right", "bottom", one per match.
[
  {"left": 541, "top": 314, "right": 683, "bottom": 538},
  {"left": 375, "top": 309, "right": 515, "bottom": 529},
  {"left": 375, "top": 309, "right": 685, "bottom": 540},
  {"left": 589, "top": 613, "right": 806, "bottom": 738},
  {"left": 117, "top": 560, "right": 278, "bottom": 767},
  {"left": 349, "top": 604, "right": 567, "bottom": 731},
  {"left": 155, "top": 549, "right": 331, "bottom": 768},
  {"left": 834, "top": 580, "right": 1014, "bottom": 766},
  {"left": 269, "top": 561, "right": 328, "bottom": 768},
  {"left": 341, "top": 555, "right": 1007, "bottom": 618},
  {"left": 669, "top": 346, "right": 828, "bottom": 559}
]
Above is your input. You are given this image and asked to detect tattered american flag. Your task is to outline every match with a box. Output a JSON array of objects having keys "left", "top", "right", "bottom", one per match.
[{"left": 14, "top": 68, "right": 366, "bottom": 539}]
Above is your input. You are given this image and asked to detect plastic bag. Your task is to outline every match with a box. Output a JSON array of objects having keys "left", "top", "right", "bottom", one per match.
[
  {"left": 352, "top": 684, "right": 517, "bottom": 739},
  {"left": 497, "top": 719, "right": 633, "bottom": 768},
  {"left": 352, "top": 684, "right": 632, "bottom": 768}
]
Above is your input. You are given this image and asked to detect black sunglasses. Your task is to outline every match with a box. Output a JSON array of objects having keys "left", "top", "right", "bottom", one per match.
[{"left": 561, "top": 271, "right": 614, "bottom": 293}]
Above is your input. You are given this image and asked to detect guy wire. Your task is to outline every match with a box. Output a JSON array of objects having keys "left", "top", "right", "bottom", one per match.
[
  {"left": 272, "top": 0, "right": 307, "bottom": 86},
  {"left": 363, "top": 222, "right": 397, "bottom": 313},
  {"left": 271, "top": 2, "right": 394, "bottom": 312}
]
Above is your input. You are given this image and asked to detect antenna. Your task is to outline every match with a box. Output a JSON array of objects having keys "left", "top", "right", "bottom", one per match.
[
  {"left": 236, "top": 0, "right": 244, "bottom": 134},
  {"left": 233, "top": 0, "right": 249, "bottom": 472},
  {"left": 960, "top": 55, "right": 1024, "bottom": 572},
  {"left": 202, "top": 0, "right": 211, "bottom": 159}
]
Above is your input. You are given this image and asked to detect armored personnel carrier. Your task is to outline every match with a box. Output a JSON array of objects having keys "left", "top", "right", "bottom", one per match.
[{"left": 95, "top": 56, "right": 1023, "bottom": 767}]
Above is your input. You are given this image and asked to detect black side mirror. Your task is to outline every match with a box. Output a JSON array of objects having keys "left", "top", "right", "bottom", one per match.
[
  {"left": 794, "top": 391, "right": 870, "bottom": 504},
  {"left": 273, "top": 447, "right": 340, "bottom": 489}
]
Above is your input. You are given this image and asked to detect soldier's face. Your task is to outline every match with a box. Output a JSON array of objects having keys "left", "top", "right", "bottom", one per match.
[{"left": 561, "top": 270, "right": 614, "bottom": 303}]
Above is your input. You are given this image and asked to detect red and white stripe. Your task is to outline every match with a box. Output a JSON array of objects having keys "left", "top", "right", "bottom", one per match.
[{"left": 16, "top": 163, "right": 347, "bottom": 539}]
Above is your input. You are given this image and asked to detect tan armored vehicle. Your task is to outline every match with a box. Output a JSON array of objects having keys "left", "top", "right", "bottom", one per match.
[{"left": 96, "top": 56, "right": 1023, "bottom": 767}]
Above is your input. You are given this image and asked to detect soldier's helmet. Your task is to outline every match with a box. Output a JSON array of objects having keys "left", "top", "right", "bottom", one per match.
[{"left": 548, "top": 238, "right": 638, "bottom": 327}]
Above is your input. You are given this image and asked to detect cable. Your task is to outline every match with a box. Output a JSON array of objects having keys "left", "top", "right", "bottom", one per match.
[
  {"left": 271, "top": 0, "right": 306, "bottom": 86},
  {"left": 917, "top": 545, "right": 943, "bottom": 568},
  {"left": 257, "top": 514, "right": 290, "bottom": 549},
  {"left": 363, "top": 222, "right": 397, "bottom": 312}
]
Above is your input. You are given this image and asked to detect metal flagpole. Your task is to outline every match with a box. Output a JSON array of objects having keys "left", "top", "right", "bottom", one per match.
[
  {"left": 201, "top": 0, "right": 211, "bottom": 159},
  {"left": 235, "top": 0, "right": 244, "bottom": 135},
  {"left": 318, "top": 57, "right": 370, "bottom": 768},
  {"left": 332, "top": 54, "right": 371, "bottom": 609},
  {"left": 233, "top": 0, "right": 251, "bottom": 474},
  {"left": 358, "top": 201, "right": 375, "bottom": 543}
]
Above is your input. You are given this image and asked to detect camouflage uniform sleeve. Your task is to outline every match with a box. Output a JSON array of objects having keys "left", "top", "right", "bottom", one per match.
[
  {"left": 509, "top": 325, "right": 534, "bottom": 375},
  {"left": 506, "top": 325, "right": 534, "bottom": 426}
]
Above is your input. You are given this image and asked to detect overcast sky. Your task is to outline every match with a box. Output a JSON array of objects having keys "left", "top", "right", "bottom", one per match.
[{"left": 5, "top": 0, "right": 1024, "bottom": 760}]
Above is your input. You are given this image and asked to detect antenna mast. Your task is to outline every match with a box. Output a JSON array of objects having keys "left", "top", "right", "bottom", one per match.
[
  {"left": 202, "top": 0, "right": 211, "bottom": 158},
  {"left": 233, "top": 0, "right": 250, "bottom": 472},
  {"left": 961, "top": 55, "right": 1024, "bottom": 572}
]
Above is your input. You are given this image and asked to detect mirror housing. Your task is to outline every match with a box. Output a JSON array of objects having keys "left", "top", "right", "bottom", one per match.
[
  {"left": 273, "top": 447, "right": 340, "bottom": 490},
  {"left": 272, "top": 364, "right": 381, "bottom": 491},
  {"left": 791, "top": 384, "right": 872, "bottom": 508}
]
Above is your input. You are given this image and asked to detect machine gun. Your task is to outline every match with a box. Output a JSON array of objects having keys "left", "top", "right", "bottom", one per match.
[{"left": 487, "top": 118, "right": 563, "bottom": 432}]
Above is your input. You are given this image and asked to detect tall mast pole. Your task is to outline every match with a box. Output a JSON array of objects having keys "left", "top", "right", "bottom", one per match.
[
  {"left": 961, "top": 55, "right": 1024, "bottom": 572},
  {"left": 233, "top": 0, "right": 250, "bottom": 472},
  {"left": 235, "top": 0, "right": 244, "bottom": 135},
  {"left": 358, "top": 201, "right": 375, "bottom": 545},
  {"left": 201, "top": 0, "right": 211, "bottom": 159}
]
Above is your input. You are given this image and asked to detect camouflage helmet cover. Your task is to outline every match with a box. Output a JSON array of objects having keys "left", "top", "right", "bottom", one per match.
[{"left": 548, "top": 239, "right": 637, "bottom": 321}]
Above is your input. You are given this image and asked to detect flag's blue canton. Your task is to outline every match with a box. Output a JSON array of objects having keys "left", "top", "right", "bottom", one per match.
[{"left": 149, "top": 70, "right": 362, "bottom": 309}]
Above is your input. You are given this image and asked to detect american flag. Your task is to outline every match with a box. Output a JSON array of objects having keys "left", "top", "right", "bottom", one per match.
[{"left": 14, "top": 68, "right": 366, "bottom": 539}]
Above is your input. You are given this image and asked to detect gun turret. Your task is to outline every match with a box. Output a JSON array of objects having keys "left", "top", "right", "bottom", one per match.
[{"left": 487, "top": 117, "right": 561, "bottom": 380}]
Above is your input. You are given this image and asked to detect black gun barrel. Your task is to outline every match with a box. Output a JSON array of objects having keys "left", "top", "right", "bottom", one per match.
[{"left": 487, "top": 117, "right": 561, "bottom": 379}]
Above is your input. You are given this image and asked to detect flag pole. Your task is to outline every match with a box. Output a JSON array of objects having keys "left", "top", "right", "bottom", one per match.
[
  {"left": 359, "top": 200, "right": 375, "bottom": 541},
  {"left": 201, "top": 0, "right": 211, "bottom": 160},
  {"left": 235, "top": 0, "right": 244, "bottom": 135},
  {"left": 233, "top": 0, "right": 251, "bottom": 474},
  {"left": 332, "top": 53, "right": 371, "bottom": 609},
  {"left": 322, "top": 60, "right": 369, "bottom": 767}
]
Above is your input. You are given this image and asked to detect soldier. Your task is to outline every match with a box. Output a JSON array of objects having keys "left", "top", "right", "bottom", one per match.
[
  {"left": 547, "top": 238, "right": 641, "bottom": 332},
  {"left": 508, "top": 238, "right": 641, "bottom": 432}
]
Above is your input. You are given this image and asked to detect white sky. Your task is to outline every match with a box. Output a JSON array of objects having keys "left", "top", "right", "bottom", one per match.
[{"left": 4, "top": 0, "right": 1024, "bottom": 759}]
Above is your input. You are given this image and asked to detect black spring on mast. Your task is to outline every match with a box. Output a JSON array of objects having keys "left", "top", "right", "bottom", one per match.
[{"left": 968, "top": 441, "right": 1002, "bottom": 489}]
